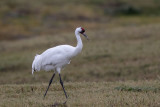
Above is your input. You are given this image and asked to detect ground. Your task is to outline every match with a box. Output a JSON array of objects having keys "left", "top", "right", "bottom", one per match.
[{"left": 0, "top": 80, "right": 160, "bottom": 107}]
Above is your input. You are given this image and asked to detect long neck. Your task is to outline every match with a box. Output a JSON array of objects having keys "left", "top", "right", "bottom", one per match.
[{"left": 73, "top": 31, "right": 83, "bottom": 56}]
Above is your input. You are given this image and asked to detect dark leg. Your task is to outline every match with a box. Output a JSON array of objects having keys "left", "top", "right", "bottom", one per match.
[
  {"left": 59, "top": 74, "right": 68, "bottom": 99},
  {"left": 44, "top": 72, "right": 56, "bottom": 99}
]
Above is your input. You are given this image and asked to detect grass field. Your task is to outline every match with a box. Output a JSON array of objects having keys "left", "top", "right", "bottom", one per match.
[
  {"left": 1, "top": 20, "right": 160, "bottom": 84},
  {"left": 1, "top": 0, "right": 160, "bottom": 106},
  {"left": 0, "top": 80, "right": 160, "bottom": 107}
]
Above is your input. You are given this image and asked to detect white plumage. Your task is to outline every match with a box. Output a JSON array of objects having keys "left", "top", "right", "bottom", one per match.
[
  {"left": 32, "top": 27, "right": 88, "bottom": 99},
  {"left": 32, "top": 45, "right": 75, "bottom": 74}
]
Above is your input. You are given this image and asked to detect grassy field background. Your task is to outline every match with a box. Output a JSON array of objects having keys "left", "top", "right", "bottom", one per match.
[{"left": 0, "top": 0, "right": 160, "bottom": 106}]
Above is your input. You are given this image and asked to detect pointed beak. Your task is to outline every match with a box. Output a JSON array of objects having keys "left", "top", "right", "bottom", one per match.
[{"left": 82, "top": 33, "right": 89, "bottom": 40}]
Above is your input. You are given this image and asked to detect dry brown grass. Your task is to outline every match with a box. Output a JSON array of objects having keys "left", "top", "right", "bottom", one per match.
[{"left": 0, "top": 80, "right": 160, "bottom": 107}]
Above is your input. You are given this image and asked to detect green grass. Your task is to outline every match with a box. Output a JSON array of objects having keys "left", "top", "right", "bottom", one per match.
[
  {"left": 115, "top": 85, "right": 160, "bottom": 92},
  {"left": 0, "top": 80, "right": 160, "bottom": 107}
]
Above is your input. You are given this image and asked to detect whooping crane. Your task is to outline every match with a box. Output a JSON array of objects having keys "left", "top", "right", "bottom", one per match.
[{"left": 32, "top": 27, "right": 89, "bottom": 100}]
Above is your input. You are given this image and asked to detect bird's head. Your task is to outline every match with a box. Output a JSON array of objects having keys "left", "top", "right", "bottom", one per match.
[{"left": 76, "top": 27, "right": 89, "bottom": 40}]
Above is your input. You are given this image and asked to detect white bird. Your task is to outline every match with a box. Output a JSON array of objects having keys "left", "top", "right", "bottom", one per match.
[{"left": 32, "top": 27, "right": 89, "bottom": 99}]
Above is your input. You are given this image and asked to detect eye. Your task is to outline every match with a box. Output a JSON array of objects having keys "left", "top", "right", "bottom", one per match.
[
  {"left": 80, "top": 28, "right": 85, "bottom": 33},
  {"left": 81, "top": 28, "right": 85, "bottom": 32}
]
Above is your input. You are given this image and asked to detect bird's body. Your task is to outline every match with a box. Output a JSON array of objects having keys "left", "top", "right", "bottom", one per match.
[
  {"left": 32, "top": 45, "right": 75, "bottom": 73},
  {"left": 32, "top": 27, "right": 88, "bottom": 100}
]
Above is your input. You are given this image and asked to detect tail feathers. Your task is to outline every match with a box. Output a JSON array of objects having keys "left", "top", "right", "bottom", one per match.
[{"left": 32, "top": 54, "right": 42, "bottom": 75}]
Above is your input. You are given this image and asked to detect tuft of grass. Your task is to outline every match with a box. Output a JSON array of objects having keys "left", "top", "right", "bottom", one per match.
[{"left": 115, "top": 86, "right": 160, "bottom": 93}]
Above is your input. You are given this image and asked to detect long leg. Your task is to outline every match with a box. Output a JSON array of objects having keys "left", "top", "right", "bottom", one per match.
[
  {"left": 59, "top": 74, "right": 68, "bottom": 99},
  {"left": 44, "top": 72, "right": 56, "bottom": 99}
]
